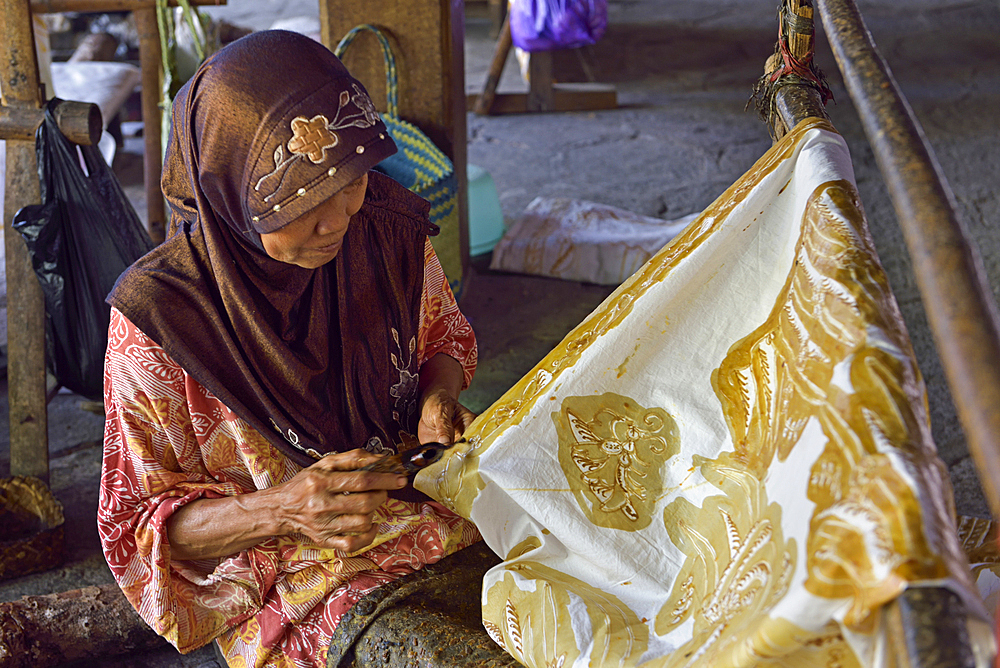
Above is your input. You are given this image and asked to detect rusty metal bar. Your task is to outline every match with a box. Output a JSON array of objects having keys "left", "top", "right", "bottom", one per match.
[
  {"left": 1, "top": 0, "right": 51, "bottom": 484},
  {"left": 814, "top": 0, "right": 1000, "bottom": 520}
]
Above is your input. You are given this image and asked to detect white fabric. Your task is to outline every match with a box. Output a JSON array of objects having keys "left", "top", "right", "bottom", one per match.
[
  {"left": 490, "top": 197, "right": 696, "bottom": 285},
  {"left": 50, "top": 61, "right": 141, "bottom": 166},
  {"left": 417, "top": 120, "right": 998, "bottom": 667},
  {"left": 50, "top": 61, "right": 140, "bottom": 131}
]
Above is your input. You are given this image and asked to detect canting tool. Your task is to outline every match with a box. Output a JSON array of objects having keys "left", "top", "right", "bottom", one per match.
[{"left": 358, "top": 439, "right": 466, "bottom": 476}]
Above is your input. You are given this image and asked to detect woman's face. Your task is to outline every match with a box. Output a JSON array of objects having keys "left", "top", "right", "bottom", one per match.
[{"left": 260, "top": 173, "right": 368, "bottom": 268}]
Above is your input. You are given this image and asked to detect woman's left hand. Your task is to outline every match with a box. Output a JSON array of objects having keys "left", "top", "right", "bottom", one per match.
[
  {"left": 416, "top": 353, "right": 476, "bottom": 445},
  {"left": 418, "top": 388, "right": 476, "bottom": 445}
]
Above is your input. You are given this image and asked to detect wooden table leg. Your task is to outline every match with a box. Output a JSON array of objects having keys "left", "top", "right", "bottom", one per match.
[
  {"left": 473, "top": 13, "right": 511, "bottom": 116},
  {"left": 527, "top": 50, "right": 554, "bottom": 112}
]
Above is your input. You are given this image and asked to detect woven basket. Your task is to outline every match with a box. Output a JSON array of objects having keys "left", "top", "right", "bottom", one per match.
[
  {"left": 0, "top": 476, "right": 65, "bottom": 581},
  {"left": 334, "top": 24, "right": 464, "bottom": 298}
]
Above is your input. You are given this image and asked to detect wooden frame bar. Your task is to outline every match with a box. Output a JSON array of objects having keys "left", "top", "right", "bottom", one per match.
[
  {"left": 29, "top": 0, "right": 225, "bottom": 244},
  {"left": 1, "top": 0, "right": 51, "bottom": 484},
  {"left": 0, "top": 100, "right": 102, "bottom": 144},
  {"left": 30, "top": 0, "right": 223, "bottom": 14},
  {"left": 764, "top": 4, "right": 987, "bottom": 665}
]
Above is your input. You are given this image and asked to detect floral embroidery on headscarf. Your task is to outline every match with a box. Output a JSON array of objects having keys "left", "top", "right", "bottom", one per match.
[
  {"left": 288, "top": 116, "right": 340, "bottom": 163},
  {"left": 254, "top": 84, "right": 382, "bottom": 202},
  {"left": 352, "top": 85, "right": 380, "bottom": 126}
]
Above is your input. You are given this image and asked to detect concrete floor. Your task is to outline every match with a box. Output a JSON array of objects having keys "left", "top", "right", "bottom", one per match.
[{"left": 1, "top": 0, "right": 999, "bottom": 665}]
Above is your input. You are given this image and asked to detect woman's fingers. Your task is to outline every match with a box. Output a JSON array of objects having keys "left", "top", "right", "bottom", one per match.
[
  {"left": 273, "top": 450, "right": 410, "bottom": 546},
  {"left": 309, "top": 451, "right": 408, "bottom": 491},
  {"left": 418, "top": 388, "right": 458, "bottom": 444},
  {"left": 452, "top": 402, "right": 477, "bottom": 439}
]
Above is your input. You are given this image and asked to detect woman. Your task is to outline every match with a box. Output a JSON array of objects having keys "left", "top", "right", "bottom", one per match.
[{"left": 99, "top": 31, "right": 481, "bottom": 667}]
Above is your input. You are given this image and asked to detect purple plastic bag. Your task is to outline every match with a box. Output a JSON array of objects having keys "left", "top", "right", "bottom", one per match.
[{"left": 509, "top": 0, "right": 607, "bottom": 52}]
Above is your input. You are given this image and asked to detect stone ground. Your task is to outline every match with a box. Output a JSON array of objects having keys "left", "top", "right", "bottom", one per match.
[{"left": 1, "top": 0, "right": 999, "bottom": 665}]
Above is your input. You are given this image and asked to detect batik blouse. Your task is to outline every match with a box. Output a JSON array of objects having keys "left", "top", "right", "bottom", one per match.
[{"left": 99, "top": 241, "right": 480, "bottom": 668}]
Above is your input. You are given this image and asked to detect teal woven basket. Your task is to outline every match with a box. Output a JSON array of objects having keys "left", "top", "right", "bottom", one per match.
[{"left": 335, "top": 25, "right": 463, "bottom": 298}]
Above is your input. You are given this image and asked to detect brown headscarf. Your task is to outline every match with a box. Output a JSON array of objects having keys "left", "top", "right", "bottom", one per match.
[{"left": 108, "top": 31, "right": 438, "bottom": 483}]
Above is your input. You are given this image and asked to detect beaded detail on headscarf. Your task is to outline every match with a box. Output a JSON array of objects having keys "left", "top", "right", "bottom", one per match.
[{"left": 254, "top": 84, "right": 381, "bottom": 206}]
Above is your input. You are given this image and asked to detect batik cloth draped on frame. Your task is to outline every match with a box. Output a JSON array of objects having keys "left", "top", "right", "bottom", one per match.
[{"left": 416, "top": 118, "right": 999, "bottom": 667}]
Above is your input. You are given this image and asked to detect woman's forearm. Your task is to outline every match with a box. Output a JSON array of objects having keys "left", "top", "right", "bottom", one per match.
[
  {"left": 166, "top": 487, "right": 285, "bottom": 560},
  {"left": 418, "top": 353, "right": 465, "bottom": 403},
  {"left": 165, "top": 450, "right": 408, "bottom": 561}
]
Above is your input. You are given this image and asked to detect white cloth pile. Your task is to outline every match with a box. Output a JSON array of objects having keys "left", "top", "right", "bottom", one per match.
[{"left": 491, "top": 197, "right": 697, "bottom": 286}]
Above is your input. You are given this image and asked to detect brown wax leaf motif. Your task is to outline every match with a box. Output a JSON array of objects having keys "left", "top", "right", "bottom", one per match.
[
  {"left": 711, "top": 179, "right": 964, "bottom": 634},
  {"left": 554, "top": 392, "right": 679, "bottom": 531},
  {"left": 483, "top": 559, "right": 643, "bottom": 667},
  {"left": 655, "top": 460, "right": 796, "bottom": 668}
]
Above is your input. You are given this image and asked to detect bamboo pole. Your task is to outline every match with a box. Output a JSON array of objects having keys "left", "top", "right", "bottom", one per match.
[
  {"left": 787, "top": 0, "right": 814, "bottom": 61},
  {"left": 1, "top": 0, "right": 50, "bottom": 485},
  {"left": 767, "top": 0, "right": 829, "bottom": 140},
  {"left": 135, "top": 5, "right": 166, "bottom": 243},
  {"left": 816, "top": 0, "right": 1000, "bottom": 519}
]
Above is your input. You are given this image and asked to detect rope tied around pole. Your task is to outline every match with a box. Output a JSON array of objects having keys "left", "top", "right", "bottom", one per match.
[{"left": 748, "top": 0, "right": 834, "bottom": 137}]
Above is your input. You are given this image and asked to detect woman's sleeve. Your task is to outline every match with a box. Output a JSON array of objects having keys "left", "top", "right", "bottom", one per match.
[
  {"left": 417, "top": 239, "right": 478, "bottom": 389},
  {"left": 99, "top": 308, "right": 276, "bottom": 652}
]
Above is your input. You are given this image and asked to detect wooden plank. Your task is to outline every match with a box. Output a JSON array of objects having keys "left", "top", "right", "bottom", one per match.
[
  {"left": 30, "top": 0, "right": 224, "bottom": 13},
  {"left": 1, "top": 0, "right": 50, "bottom": 484},
  {"left": 466, "top": 83, "right": 618, "bottom": 115},
  {"left": 321, "top": 0, "right": 469, "bottom": 294}
]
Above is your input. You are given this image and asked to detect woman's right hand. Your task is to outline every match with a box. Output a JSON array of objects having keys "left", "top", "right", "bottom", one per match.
[
  {"left": 166, "top": 449, "right": 407, "bottom": 560},
  {"left": 271, "top": 449, "right": 408, "bottom": 552}
]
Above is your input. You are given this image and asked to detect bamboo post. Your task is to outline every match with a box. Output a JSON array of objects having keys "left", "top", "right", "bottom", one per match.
[
  {"left": 1, "top": 0, "right": 50, "bottom": 484},
  {"left": 787, "top": 0, "right": 814, "bottom": 60},
  {"left": 759, "top": 0, "right": 829, "bottom": 140},
  {"left": 134, "top": 5, "right": 166, "bottom": 243}
]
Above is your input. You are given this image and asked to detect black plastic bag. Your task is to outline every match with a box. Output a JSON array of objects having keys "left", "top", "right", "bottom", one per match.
[{"left": 13, "top": 98, "right": 154, "bottom": 400}]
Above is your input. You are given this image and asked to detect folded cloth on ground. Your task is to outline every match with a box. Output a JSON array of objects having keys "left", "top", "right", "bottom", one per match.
[
  {"left": 490, "top": 196, "right": 698, "bottom": 285},
  {"left": 417, "top": 118, "right": 1000, "bottom": 668}
]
